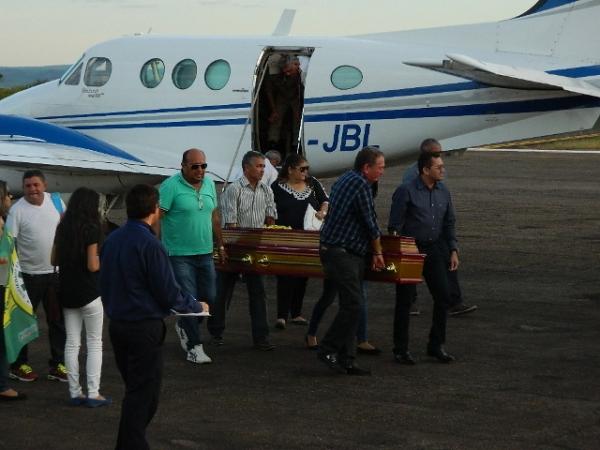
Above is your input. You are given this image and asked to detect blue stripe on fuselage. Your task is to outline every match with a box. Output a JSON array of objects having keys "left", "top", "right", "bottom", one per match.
[{"left": 66, "top": 95, "right": 600, "bottom": 131}]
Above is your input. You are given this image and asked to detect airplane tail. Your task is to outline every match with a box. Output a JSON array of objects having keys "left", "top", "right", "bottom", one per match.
[
  {"left": 499, "top": 0, "right": 600, "bottom": 60},
  {"left": 358, "top": 0, "right": 600, "bottom": 64}
]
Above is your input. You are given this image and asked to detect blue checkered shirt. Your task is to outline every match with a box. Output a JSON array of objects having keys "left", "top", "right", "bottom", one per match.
[{"left": 320, "top": 170, "right": 382, "bottom": 256}]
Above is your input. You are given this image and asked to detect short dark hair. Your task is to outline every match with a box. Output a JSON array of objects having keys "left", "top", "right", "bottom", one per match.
[
  {"left": 126, "top": 184, "right": 159, "bottom": 219},
  {"left": 418, "top": 152, "right": 440, "bottom": 174},
  {"left": 420, "top": 138, "right": 441, "bottom": 154},
  {"left": 23, "top": 169, "right": 45, "bottom": 182},
  {"left": 242, "top": 151, "right": 265, "bottom": 170},
  {"left": 353, "top": 146, "right": 384, "bottom": 172}
]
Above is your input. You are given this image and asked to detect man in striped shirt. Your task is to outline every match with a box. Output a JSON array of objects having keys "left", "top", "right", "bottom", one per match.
[
  {"left": 208, "top": 151, "right": 277, "bottom": 350},
  {"left": 317, "top": 146, "right": 386, "bottom": 375}
]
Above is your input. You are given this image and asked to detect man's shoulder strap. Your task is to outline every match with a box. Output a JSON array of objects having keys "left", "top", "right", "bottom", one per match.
[{"left": 50, "top": 192, "right": 64, "bottom": 215}]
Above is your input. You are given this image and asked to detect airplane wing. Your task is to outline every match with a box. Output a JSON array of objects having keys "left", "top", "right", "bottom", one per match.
[
  {"left": 0, "top": 139, "right": 174, "bottom": 176},
  {"left": 404, "top": 54, "right": 600, "bottom": 98},
  {"left": 0, "top": 114, "right": 178, "bottom": 192}
]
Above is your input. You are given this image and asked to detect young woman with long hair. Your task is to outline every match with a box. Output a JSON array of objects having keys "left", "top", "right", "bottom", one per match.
[{"left": 52, "top": 187, "right": 110, "bottom": 407}]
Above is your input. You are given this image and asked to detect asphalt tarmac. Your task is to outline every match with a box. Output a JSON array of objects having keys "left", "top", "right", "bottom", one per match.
[{"left": 2, "top": 150, "right": 599, "bottom": 450}]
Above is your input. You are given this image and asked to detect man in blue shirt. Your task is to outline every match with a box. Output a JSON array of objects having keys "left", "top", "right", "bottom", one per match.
[
  {"left": 402, "top": 138, "right": 477, "bottom": 317},
  {"left": 317, "top": 146, "right": 386, "bottom": 376},
  {"left": 389, "top": 151, "right": 458, "bottom": 364},
  {"left": 100, "top": 184, "right": 208, "bottom": 450}
]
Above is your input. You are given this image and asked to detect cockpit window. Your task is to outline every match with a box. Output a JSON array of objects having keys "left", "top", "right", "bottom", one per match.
[
  {"left": 64, "top": 62, "right": 83, "bottom": 86},
  {"left": 172, "top": 59, "right": 197, "bottom": 90},
  {"left": 60, "top": 54, "right": 84, "bottom": 85},
  {"left": 140, "top": 58, "right": 165, "bottom": 88},
  {"left": 204, "top": 60, "right": 231, "bottom": 90},
  {"left": 84, "top": 57, "right": 112, "bottom": 87},
  {"left": 331, "top": 65, "right": 363, "bottom": 90}
]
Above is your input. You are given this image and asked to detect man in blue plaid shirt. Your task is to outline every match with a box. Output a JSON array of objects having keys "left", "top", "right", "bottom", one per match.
[{"left": 317, "top": 146, "right": 386, "bottom": 376}]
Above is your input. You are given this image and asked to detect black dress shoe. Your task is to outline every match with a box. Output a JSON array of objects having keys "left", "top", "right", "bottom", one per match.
[
  {"left": 345, "top": 363, "right": 371, "bottom": 376},
  {"left": 253, "top": 339, "right": 276, "bottom": 351},
  {"left": 393, "top": 351, "right": 416, "bottom": 365},
  {"left": 427, "top": 346, "right": 455, "bottom": 363},
  {"left": 317, "top": 352, "right": 345, "bottom": 373}
]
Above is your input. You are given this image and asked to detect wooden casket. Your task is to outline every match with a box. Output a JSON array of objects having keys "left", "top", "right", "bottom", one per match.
[{"left": 215, "top": 228, "right": 425, "bottom": 284}]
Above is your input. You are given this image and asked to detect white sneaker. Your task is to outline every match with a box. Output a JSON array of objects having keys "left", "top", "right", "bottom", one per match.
[
  {"left": 186, "top": 345, "right": 212, "bottom": 364},
  {"left": 175, "top": 321, "right": 188, "bottom": 352}
]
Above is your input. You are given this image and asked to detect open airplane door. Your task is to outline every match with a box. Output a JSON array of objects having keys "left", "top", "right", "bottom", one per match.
[{"left": 252, "top": 47, "right": 314, "bottom": 161}]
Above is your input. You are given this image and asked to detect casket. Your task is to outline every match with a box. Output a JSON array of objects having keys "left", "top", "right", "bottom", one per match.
[{"left": 215, "top": 228, "right": 425, "bottom": 284}]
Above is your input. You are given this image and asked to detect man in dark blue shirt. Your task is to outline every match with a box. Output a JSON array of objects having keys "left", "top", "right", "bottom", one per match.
[
  {"left": 318, "top": 146, "right": 386, "bottom": 376},
  {"left": 100, "top": 184, "right": 207, "bottom": 450},
  {"left": 402, "top": 138, "right": 477, "bottom": 317},
  {"left": 389, "top": 152, "right": 458, "bottom": 364}
]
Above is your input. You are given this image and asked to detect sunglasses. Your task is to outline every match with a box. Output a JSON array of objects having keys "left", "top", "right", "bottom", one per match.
[
  {"left": 297, "top": 166, "right": 310, "bottom": 173},
  {"left": 189, "top": 163, "right": 208, "bottom": 170}
]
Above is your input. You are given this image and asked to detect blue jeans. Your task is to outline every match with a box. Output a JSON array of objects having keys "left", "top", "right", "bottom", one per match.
[
  {"left": 169, "top": 254, "right": 216, "bottom": 349},
  {"left": 308, "top": 279, "right": 369, "bottom": 343}
]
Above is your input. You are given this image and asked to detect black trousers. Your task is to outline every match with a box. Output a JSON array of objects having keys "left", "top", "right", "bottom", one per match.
[
  {"left": 208, "top": 272, "right": 269, "bottom": 342},
  {"left": 319, "top": 247, "right": 365, "bottom": 365},
  {"left": 110, "top": 319, "right": 165, "bottom": 450},
  {"left": 12, "top": 273, "right": 66, "bottom": 368},
  {"left": 394, "top": 240, "right": 451, "bottom": 353},
  {"left": 276, "top": 275, "right": 308, "bottom": 320}
]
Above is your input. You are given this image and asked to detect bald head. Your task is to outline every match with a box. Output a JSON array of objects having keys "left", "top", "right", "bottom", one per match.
[
  {"left": 182, "top": 148, "right": 205, "bottom": 164},
  {"left": 181, "top": 148, "right": 207, "bottom": 186}
]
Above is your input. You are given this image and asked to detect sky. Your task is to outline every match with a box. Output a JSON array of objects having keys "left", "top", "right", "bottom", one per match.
[{"left": 1, "top": 0, "right": 535, "bottom": 67}]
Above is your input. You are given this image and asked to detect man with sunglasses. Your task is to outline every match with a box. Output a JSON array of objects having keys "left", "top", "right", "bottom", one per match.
[{"left": 159, "top": 149, "right": 226, "bottom": 364}]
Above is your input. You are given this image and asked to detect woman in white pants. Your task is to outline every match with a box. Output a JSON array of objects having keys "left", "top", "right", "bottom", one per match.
[{"left": 52, "top": 187, "right": 109, "bottom": 407}]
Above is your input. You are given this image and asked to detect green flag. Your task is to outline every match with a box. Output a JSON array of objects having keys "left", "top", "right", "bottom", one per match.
[{"left": 2, "top": 233, "right": 39, "bottom": 364}]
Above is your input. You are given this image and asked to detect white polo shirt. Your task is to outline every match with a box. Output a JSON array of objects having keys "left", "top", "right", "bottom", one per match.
[{"left": 6, "top": 193, "right": 64, "bottom": 275}]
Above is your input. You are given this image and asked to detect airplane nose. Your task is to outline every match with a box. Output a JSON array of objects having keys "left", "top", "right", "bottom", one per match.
[{"left": 0, "top": 80, "right": 58, "bottom": 117}]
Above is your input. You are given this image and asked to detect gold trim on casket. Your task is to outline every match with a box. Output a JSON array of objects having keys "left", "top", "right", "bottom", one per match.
[{"left": 214, "top": 228, "right": 424, "bottom": 284}]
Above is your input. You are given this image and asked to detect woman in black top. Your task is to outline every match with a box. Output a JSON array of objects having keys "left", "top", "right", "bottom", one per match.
[
  {"left": 52, "top": 187, "right": 110, "bottom": 407},
  {"left": 271, "top": 154, "right": 328, "bottom": 329}
]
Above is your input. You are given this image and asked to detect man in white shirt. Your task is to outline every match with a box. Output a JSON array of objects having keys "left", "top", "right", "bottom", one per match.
[{"left": 5, "top": 170, "right": 67, "bottom": 382}]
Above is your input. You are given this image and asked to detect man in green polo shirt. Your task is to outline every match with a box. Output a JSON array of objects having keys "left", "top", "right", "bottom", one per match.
[{"left": 159, "top": 148, "right": 226, "bottom": 364}]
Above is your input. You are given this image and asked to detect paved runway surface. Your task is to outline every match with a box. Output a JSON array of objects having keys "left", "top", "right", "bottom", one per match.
[{"left": 3, "top": 151, "right": 600, "bottom": 449}]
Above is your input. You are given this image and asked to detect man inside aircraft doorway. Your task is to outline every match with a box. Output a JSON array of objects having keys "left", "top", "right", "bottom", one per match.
[{"left": 264, "top": 54, "right": 304, "bottom": 158}]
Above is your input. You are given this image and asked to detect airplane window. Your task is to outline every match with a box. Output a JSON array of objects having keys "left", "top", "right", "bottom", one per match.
[
  {"left": 204, "top": 59, "right": 231, "bottom": 90},
  {"left": 140, "top": 58, "right": 165, "bottom": 88},
  {"left": 60, "top": 54, "right": 84, "bottom": 85},
  {"left": 64, "top": 63, "right": 83, "bottom": 86},
  {"left": 172, "top": 59, "right": 197, "bottom": 90},
  {"left": 331, "top": 65, "right": 363, "bottom": 90},
  {"left": 84, "top": 57, "right": 112, "bottom": 87}
]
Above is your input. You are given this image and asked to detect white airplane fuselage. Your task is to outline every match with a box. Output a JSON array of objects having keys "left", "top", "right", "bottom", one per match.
[{"left": 2, "top": 0, "right": 600, "bottom": 191}]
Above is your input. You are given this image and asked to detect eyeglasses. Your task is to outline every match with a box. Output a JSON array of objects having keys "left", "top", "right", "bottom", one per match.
[
  {"left": 189, "top": 163, "right": 208, "bottom": 170},
  {"left": 197, "top": 195, "right": 204, "bottom": 210},
  {"left": 297, "top": 166, "right": 310, "bottom": 173}
]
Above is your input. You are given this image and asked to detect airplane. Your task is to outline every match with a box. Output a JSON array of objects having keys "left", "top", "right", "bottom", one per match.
[{"left": 2, "top": 0, "right": 600, "bottom": 194}]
